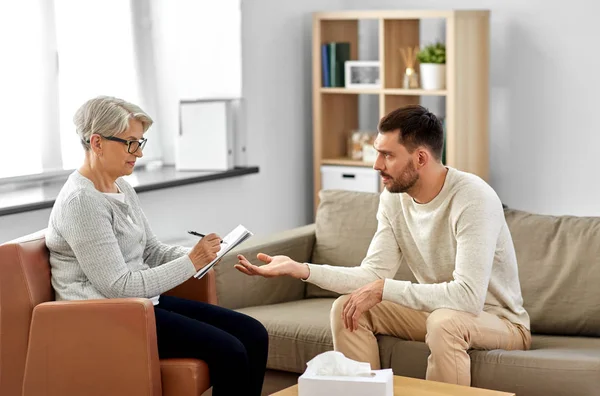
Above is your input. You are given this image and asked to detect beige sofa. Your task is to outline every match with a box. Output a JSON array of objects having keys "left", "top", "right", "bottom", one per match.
[{"left": 216, "top": 189, "right": 600, "bottom": 396}]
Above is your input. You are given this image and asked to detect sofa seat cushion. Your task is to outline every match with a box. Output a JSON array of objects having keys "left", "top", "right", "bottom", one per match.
[
  {"left": 236, "top": 299, "right": 335, "bottom": 373},
  {"left": 471, "top": 335, "right": 600, "bottom": 396},
  {"left": 378, "top": 334, "right": 600, "bottom": 396}
]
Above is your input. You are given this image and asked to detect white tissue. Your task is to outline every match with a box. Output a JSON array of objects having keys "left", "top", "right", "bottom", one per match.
[{"left": 305, "top": 351, "right": 373, "bottom": 377}]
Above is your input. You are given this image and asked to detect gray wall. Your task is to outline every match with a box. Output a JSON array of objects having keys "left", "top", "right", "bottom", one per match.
[
  {"left": 0, "top": 209, "right": 52, "bottom": 243},
  {"left": 345, "top": 0, "right": 600, "bottom": 216}
]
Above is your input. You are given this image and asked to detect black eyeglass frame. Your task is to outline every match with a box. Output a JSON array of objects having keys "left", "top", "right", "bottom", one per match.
[{"left": 87, "top": 135, "right": 148, "bottom": 154}]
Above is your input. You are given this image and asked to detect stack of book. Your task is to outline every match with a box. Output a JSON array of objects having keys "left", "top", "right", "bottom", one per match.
[{"left": 321, "top": 42, "right": 351, "bottom": 87}]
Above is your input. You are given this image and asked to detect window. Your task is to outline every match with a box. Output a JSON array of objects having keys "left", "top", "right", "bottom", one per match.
[
  {"left": 0, "top": 0, "right": 241, "bottom": 180},
  {"left": 54, "top": 0, "right": 143, "bottom": 170},
  {"left": 0, "top": 0, "right": 46, "bottom": 178}
]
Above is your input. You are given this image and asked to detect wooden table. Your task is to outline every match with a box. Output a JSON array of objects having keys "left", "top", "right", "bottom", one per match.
[{"left": 270, "top": 375, "right": 515, "bottom": 396}]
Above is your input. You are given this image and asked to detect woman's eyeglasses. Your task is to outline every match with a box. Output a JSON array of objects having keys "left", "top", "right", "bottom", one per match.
[{"left": 88, "top": 135, "right": 148, "bottom": 154}]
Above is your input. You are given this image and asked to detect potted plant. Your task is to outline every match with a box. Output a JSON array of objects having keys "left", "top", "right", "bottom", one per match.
[{"left": 417, "top": 42, "right": 446, "bottom": 90}]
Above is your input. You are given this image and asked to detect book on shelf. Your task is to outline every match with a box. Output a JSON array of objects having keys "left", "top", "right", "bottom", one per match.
[
  {"left": 321, "top": 42, "right": 350, "bottom": 88},
  {"left": 321, "top": 44, "right": 330, "bottom": 87}
]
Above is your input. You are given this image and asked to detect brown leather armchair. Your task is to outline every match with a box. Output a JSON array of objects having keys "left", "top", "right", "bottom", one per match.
[{"left": 0, "top": 230, "right": 216, "bottom": 396}]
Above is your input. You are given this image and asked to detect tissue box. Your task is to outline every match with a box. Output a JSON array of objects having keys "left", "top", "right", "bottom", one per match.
[{"left": 298, "top": 369, "right": 393, "bottom": 396}]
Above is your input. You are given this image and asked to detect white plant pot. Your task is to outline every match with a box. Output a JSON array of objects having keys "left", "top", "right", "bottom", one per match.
[{"left": 420, "top": 63, "right": 446, "bottom": 90}]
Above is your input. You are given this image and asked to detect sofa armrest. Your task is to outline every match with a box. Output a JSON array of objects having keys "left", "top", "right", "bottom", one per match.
[
  {"left": 215, "top": 224, "right": 316, "bottom": 310},
  {"left": 23, "top": 298, "right": 162, "bottom": 396},
  {"left": 163, "top": 269, "right": 217, "bottom": 305}
]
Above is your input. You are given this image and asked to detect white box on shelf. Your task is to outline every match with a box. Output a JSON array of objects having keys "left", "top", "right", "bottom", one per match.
[
  {"left": 321, "top": 165, "right": 380, "bottom": 193},
  {"left": 298, "top": 369, "right": 393, "bottom": 396},
  {"left": 176, "top": 99, "right": 235, "bottom": 171}
]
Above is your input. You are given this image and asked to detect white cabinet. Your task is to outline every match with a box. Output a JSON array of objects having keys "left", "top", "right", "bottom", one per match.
[{"left": 321, "top": 165, "right": 380, "bottom": 193}]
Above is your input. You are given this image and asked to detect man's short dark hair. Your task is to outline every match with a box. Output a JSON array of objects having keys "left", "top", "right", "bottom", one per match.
[{"left": 377, "top": 105, "right": 444, "bottom": 161}]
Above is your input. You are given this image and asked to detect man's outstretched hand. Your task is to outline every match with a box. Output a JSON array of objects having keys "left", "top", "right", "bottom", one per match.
[{"left": 235, "top": 253, "right": 310, "bottom": 280}]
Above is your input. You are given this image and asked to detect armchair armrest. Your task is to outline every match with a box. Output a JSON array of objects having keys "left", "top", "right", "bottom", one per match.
[
  {"left": 163, "top": 269, "right": 217, "bottom": 305},
  {"left": 215, "top": 224, "right": 316, "bottom": 310},
  {"left": 23, "top": 298, "right": 162, "bottom": 396}
]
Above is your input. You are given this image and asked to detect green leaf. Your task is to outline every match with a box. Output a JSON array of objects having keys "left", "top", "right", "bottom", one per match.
[{"left": 416, "top": 41, "right": 446, "bottom": 64}]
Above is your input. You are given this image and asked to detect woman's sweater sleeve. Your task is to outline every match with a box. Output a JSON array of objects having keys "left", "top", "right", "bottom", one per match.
[
  {"left": 58, "top": 191, "right": 196, "bottom": 299},
  {"left": 140, "top": 208, "right": 192, "bottom": 268}
]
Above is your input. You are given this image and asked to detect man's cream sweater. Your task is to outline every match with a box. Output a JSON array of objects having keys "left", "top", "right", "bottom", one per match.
[{"left": 306, "top": 167, "right": 530, "bottom": 329}]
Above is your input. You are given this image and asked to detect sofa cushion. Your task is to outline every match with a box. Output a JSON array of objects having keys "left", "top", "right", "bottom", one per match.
[
  {"left": 307, "top": 190, "right": 380, "bottom": 298},
  {"left": 470, "top": 335, "right": 600, "bottom": 396},
  {"left": 307, "top": 190, "right": 416, "bottom": 298},
  {"left": 379, "top": 334, "right": 600, "bottom": 396},
  {"left": 505, "top": 209, "right": 600, "bottom": 336},
  {"left": 236, "top": 298, "right": 335, "bottom": 373}
]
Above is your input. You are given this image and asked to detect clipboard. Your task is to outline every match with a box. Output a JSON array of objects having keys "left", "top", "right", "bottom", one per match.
[{"left": 193, "top": 224, "right": 253, "bottom": 279}]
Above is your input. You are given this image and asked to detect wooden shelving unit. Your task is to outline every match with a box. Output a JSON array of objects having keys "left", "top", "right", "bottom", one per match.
[
  {"left": 320, "top": 88, "right": 380, "bottom": 94},
  {"left": 312, "top": 9, "right": 490, "bottom": 210},
  {"left": 384, "top": 88, "right": 447, "bottom": 96},
  {"left": 321, "top": 158, "right": 374, "bottom": 167}
]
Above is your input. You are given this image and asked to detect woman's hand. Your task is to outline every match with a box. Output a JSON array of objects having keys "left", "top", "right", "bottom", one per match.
[
  {"left": 235, "top": 253, "right": 310, "bottom": 280},
  {"left": 188, "top": 233, "right": 222, "bottom": 271}
]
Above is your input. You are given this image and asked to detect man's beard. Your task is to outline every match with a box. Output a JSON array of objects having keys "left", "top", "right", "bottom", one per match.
[{"left": 381, "top": 159, "right": 419, "bottom": 193}]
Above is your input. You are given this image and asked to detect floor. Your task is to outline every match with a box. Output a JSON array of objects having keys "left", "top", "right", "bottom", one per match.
[
  {"left": 201, "top": 369, "right": 300, "bottom": 395},
  {"left": 262, "top": 370, "right": 301, "bottom": 395}
]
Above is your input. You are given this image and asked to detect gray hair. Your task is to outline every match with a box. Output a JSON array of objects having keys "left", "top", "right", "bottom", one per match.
[{"left": 74, "top": 96, "right": 153, "bottom": 150}]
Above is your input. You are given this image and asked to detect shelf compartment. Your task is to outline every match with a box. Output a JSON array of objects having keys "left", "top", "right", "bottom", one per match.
[
  {"left": 382, "top": 19, "right": 420, "bottom": 89},
  {"left": 320, "top": 20, "right": 359, "bottom": 52},
  {"left": 382, "top": 95, "right": 420, "bottom": 118},
  {"left": 319, "top": 94, "right": 359, "bottom": 161}
]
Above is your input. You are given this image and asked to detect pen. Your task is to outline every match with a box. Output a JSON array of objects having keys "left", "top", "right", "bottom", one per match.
[{"left": 188, "top": 231, "right": 223, "bottom": 243}]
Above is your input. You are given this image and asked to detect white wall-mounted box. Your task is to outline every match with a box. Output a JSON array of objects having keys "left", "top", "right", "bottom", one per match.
[
  {"left": 321, "top": 165, "right": 380, "bottom": 193},
  {"left": 176, "top": 99, "right": 235, "bottom": 171}
]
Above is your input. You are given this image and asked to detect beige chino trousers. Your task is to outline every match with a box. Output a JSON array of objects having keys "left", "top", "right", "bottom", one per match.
[{"left": 331, "top": 295, "right": 531, "bottom": 386}]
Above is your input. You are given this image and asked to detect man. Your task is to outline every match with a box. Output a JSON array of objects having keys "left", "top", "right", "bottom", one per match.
[{"left": 235, "top": 105, "right": 531, "bottom": 386}]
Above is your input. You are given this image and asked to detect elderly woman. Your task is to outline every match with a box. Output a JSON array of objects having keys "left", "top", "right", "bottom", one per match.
[{"left": 46, "top": 96, "right": 268, "bottom": 396}]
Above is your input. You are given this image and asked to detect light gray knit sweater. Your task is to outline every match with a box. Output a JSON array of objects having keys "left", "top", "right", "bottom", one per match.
[{"left": 46, "top": 171, "right": 196, "bottom": 302}]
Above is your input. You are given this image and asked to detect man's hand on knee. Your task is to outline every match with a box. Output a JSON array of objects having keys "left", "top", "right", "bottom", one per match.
[{"left": 342, "top": 279, "right": 385, "bottom": 331}]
